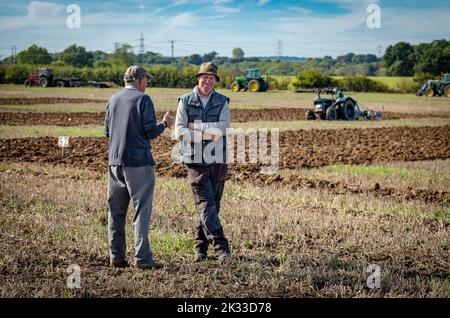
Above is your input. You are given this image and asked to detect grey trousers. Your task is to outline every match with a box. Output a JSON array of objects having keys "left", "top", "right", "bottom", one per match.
[{"left": 107, "top": 165, "right": 156, "bottom": 266}]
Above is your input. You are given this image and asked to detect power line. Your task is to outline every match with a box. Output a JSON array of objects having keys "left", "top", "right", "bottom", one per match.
[
  {"left": 139, "top": 32, "right": 145, "bottom": 64},
  {"left": 276, "top": 39, "right": 284, "bottom": 57},
  {"left": 170, "top": 40, "right": 175, "bottom": 60},
  {"left": 11, "top": 45, "right": 17, "bottom": 63}
]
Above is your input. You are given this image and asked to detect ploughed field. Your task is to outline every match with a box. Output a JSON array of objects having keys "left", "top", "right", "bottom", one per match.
[
  {"left": 1, "top": 86, "right": 449, "bottom": 298},
  {"left": 1, "top": 125, "right": 449, "bottom": 205},
  {"left": 3, "top": 109, "right": 450, "bottom": 126}
]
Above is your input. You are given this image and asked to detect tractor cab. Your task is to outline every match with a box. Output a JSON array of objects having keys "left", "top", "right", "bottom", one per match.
[
  {"left": 443, "top": 73, "right": 450, "bottom": 82},
  {"left": 314, "top": 87, "right": 336, "bottom": 104},
  {"left": 246, "top": 69, "right": 262, "bottom": 78}
]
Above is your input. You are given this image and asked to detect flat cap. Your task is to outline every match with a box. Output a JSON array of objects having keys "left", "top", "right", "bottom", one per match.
[{"left": 124, "top": 65, "right": 154, "bottom": 83}]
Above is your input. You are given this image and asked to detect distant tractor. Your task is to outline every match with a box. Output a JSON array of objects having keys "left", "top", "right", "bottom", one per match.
[
  {"left": 23, "top": 73, "right": 40, "bottom": 87},
  {"left": 416, "top": 73, "right": 450, "bottom": 97},
  {"left": 24, "top": 68, "right": 84, "bottom": 88},
  {"left": 23, "top": 68, "right": 116, "bottom": 88},
  {"left": 306, "top": 88, "right": 381, "bottom": 121},
  {"left": 230, "top": 69, "right": 269, "bottom": 92}
]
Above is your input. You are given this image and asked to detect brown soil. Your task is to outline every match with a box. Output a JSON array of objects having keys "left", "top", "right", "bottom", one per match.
[
  {"left": 0, "top": 97, "right": 105, "bottom": 105},
  {"left": 1, "top": 126, "right": 449, "bottom": 204},
  {"left": 0, "top": 112, "right": 106, "bottom": 126},
  {"left": 278, "top": 126, "right": 450, "bottom": 169},
  {"left": 1, "top": 109, "right": 449, "bottom": 126}
]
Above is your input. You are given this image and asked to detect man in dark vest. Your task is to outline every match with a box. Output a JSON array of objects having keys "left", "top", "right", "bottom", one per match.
[
  {"left": 175, "top": 62, "right": 231, "bottom": 263},
  {"left": 104, "top": 65, "right": 174, "bottom": 269}
]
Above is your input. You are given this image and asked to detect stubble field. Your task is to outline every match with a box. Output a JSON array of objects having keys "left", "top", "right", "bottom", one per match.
[{"left": 0, "top": 85, "right": 449, "bottom": 297}]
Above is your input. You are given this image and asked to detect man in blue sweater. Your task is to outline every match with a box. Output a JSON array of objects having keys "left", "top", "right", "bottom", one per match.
[{"left": 104, "top": 66, "right": 174, "bottom": 269}]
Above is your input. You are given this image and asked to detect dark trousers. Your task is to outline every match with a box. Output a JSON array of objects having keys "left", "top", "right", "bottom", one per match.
[{"left": 187, "top": 164, "right": 229, "bottom": 254}]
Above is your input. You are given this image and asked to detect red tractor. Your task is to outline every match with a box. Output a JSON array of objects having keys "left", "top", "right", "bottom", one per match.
[
  {"left": 23, "top": 73, "right": 41, "bottom": 87},
  {"left": 24, "top": 68, "right": 60, "bottom": 87},
  {"left": 23, "top": 67, "right": 118, "bottom": 88},
  {"left": 23, "top": 68, "right": 84, "bottom": 88}
]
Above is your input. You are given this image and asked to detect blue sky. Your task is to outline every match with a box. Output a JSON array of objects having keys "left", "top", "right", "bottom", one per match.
[{"left": 0, "top": 0, "right": 449, "bottom": 59}]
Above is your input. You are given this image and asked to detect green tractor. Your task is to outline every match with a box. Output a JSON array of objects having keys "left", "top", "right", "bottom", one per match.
[
  {"left": 416, "top": 73, "right": 450, "bottom": 97},
  {"left": 230, "top": 69, "right": 269, "bottom": 92}
]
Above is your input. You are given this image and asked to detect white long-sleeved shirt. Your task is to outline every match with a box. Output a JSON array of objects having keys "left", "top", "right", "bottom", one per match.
[{"left": 175, "top": 86, "right": 230, "bottom": 143}]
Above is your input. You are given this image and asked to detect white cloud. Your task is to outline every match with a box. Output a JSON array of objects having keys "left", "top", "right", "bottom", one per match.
[
  {"left": 152, "top": 12, "right": 196, "bottom": 38},
  {"left": 288, "top": 6, "right": 313, "bottom": 16},
  {"left": 80, "top": 11, "right": 152, "bottom": 25},
  {"left": 254, "top": 5, "right": 450, "bottom": 57},
  {"left": 0, "top": 1, "right": 65, "bottom": 31},
  {"left": 213, "top": 0, "right": 234, "bottom": 4},
  {"left": 314, "top": 0, "right": 378, "bottom": 6},
  {"left": 28, "top": 1, "right": 63, "bottom": 17},
  {"left": 201, "top": 15, "right": 228, "bottom": 20},
  {"left": 168, "top": 12, "right": 194, "bottom": 28},
  {"left": 173, "top": 0, "right": 188, "bottom": 5},
  {"left": 211, "top": 5, "right": 240, "bottom": 14},
  {"left": 153, "top": 0, "right": 188, "bottom": 14},
  {"left": 257, "top": 0, "right": 270, "bottom": 5},
  {"left": 1, "top": 1, "right": 448, "bottom": 58}
]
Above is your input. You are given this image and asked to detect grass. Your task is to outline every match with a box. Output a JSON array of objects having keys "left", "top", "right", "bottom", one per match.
[
  {"left": 368, "top": 76, "right": 414, "bottom": 90},
  {"left": 284, "top": 160, "right": 450, "bottom": 193},
  {"left": 0, "top": 125, "right": 105, "bottom": 138},
  {"left": 331, "top": 76, "right": 416, "bottom": 91},
  {"left": 0, "top": 103, "right": 106, "bottom": 113},
  {"left": 0, "top": 162, "right": 449, "bottom": 297},
  {"left": 0, "top": 84, "right": 122, "bottom": 99},
  {"left": 151, "top": 231, "right": 195, "bottom": 255}
]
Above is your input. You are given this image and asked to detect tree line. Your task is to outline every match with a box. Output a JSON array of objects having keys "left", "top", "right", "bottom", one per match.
[
  {"left": 1, "top": 40, "right": 448, "bottom": 77},
  {"left": 0, "top": 40, "right": 448, "bottom": 90},
  {"left": 383, "top": 40, "right": 450, "bottom": 76}
]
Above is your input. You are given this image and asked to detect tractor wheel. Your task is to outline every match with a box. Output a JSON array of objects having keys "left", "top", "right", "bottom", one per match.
[
  {"left": 57, "top": 81, "right": 66, "bottom": 88},
  {"left": 39, "top": 77, "right": 49, "bottom": 87},
  {"left": 24, "top": 80, "right": 31, "bottom": 87},
  {"left": 257, "top": 79, "right": 266, "bottom": 92},
  {"left": 248, "top": 79, "right": 260, "bottom": 92},
  {"left": 325, "top": 107, "right": 337, "bottom": 121},
  {"left": 444, "top": 85, "right": 450, "bottom": 97},
  {"left": 260, "top": 80, "right": 269, "bottom": 92},
  {"left": 230, "top": 81, "right": 241, "bottom": 92},
  {"left": 342, "top": 99, "right": 356, "bottom": 120},
  {"left": 306, "top": 110, "right": 316, "bottom": 120},
  {"left": 425, "top": 87, "right": 435, "bottom": 97}
]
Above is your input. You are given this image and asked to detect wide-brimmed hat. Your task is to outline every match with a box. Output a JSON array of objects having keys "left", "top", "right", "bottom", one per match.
[
  {"left": 195, "top": 62, "right": 220, "bottom": 82},
  {"left": 124, "top": 65, "right": 154, "bottom": 83}
]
